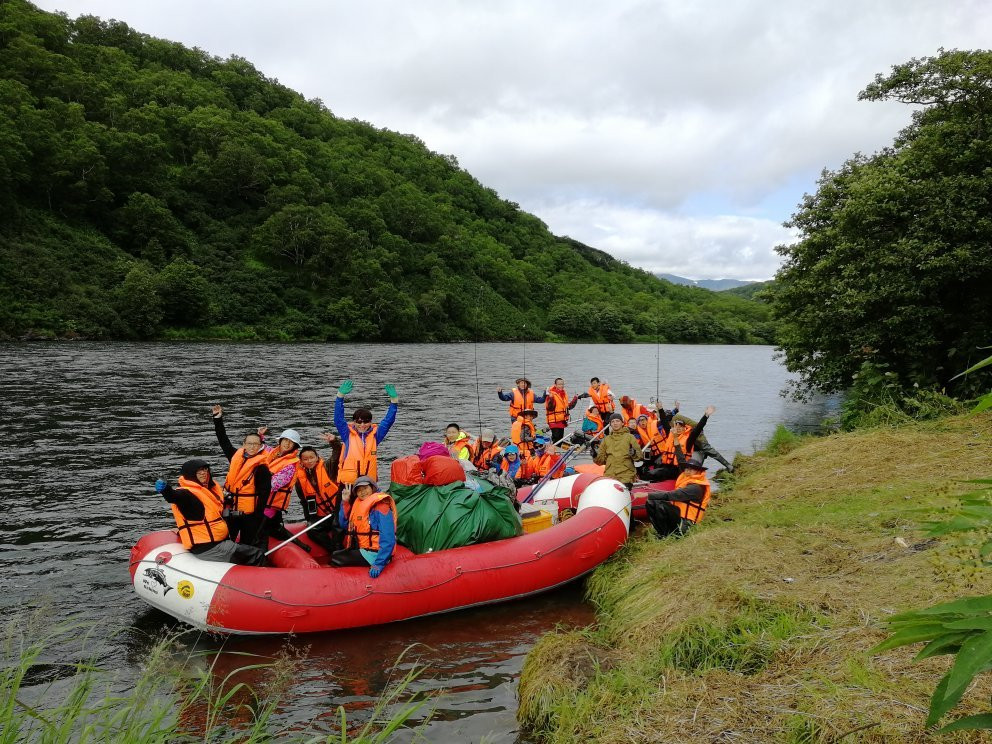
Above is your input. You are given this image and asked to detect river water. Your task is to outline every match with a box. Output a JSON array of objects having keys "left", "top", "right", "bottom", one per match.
[{"left": 0, "top": 342, "right": 835, "bottom": 741}]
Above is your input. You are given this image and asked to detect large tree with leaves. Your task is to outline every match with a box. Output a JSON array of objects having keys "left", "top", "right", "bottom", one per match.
[{"left": 773, "top": 49, "right": 992, "bottom": 397}]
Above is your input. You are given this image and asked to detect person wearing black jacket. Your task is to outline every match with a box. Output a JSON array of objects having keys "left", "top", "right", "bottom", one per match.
[
  {"left": 156, "top": 459, "right": 265, "bottom": 565},
  {"left": 211, "top": 404, "right": 271, "bottom": 547}
]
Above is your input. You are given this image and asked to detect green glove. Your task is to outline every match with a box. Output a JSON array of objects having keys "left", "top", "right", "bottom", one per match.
[
  {"left": 338, "top": 379, "right": 354, "bottom": 395},
  {"left": 384, "top": 384, "right": 397, "bottom": 399}
]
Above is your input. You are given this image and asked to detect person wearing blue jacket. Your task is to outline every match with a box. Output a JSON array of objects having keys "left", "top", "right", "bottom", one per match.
[
  {"left": 331, "top": 476, "right": 396, "bottom": 578},
  {"left": 333, "top": 379, "right": 398, "bottom": 486}
]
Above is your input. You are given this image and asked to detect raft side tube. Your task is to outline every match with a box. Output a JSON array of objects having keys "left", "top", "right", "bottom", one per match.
[{"left": 132, "top": 540, "right": 235, "bottom": 631}]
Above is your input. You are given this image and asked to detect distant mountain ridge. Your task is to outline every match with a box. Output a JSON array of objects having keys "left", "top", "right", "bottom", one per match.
[{"left": 655, "top": 273, "right": 760, "bottom": 291}]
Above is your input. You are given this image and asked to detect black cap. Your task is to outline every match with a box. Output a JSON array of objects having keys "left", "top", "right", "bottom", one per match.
[
  {"left": 180, "top": 459, "right": 210, "bottom": 480},
  {"left": 353, "top": 408, "right": 373, "bottom": 423}
]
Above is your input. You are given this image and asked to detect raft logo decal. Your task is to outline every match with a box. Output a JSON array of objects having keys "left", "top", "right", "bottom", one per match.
[
  {"left": 142, "top": 567, "right": 173, "bottom": 596},
  {"left": 176, "top": 580, "right": 195, "bottom": 600}
]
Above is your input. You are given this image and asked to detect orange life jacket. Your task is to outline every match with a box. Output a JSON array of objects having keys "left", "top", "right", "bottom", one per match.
[
  {"left": 223, "top": 448, "right": 265, "bottom": 513},
  {"left": 345, "top": 492, "right": 396, "bottom": 551},
  {"left": 660, "top": 427, "right": 692, "bottom": 466},
  {"left": 510, "top": 387, "right": 535, "bottom": 419},
  {"left": 588, "top": 383, "right": 615, "bottom": 414},
  {"left": 297, "top": 458, "right": 341, "bottom": 518},
  {"left": 447, "top": 432, "right": 473, "bottom": 460},
  {"left": 530, "top": 452, "right": 562, "bottom": 479},
  {"left": 620, "top": 399, "right": 648, "bottom": 423},
  {"left": 511, "top": 416, "right": 536, "bottom": 457},
  {"left": 640, "top": 418, "right": 666, "bottom": 457},
  {"left": 265, "top": 450, "right": 299, "bottom": 511},
  {"left": 339, "top": 424, "right": 379, "bottom": 484},
  {"left": 545, "top": 387, "right": 570, "bottom": 427},
  {"left": 472, "top": 440, "right": 502, "bottom": 470},
  {"left": 171, "top": 476, "right": 230, "bottom": 549},
  {"left": 583, "top": 409, "right": 604, "bottom": 432},
  {"left": 672, "top": 469, "right": 711, "bottom": 524}
]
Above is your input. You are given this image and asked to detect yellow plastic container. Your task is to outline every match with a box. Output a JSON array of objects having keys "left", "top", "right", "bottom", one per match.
[{"left": 521, "top": 509, "right": 554, "bottom": 534}]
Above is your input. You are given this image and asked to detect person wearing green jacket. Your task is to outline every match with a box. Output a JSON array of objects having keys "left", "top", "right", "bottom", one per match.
[{"left": 594, "top": 413, "right": 641, "bottom": 491}]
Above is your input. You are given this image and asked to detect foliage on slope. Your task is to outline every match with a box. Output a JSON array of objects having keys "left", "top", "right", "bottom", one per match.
[{"left": 0, "top": 1, "right": 775, "bottom": 343}]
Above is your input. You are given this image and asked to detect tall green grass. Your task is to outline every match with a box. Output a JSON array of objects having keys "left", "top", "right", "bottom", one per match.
[{"left": 1, "top": 615, "right": 434, "bottom": 743}]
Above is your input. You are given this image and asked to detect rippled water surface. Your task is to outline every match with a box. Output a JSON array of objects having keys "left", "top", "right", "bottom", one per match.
[{"left": 0, "top": 342, "right": 834, "bottom": 741}]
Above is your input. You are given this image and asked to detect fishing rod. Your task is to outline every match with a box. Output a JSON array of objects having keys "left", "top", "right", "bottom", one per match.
[
  {"left": 522, "top": 425, "right": 608, "bottom": 505},
  {"left": 656, "top": 322, "right": 661, "bottom": 402},
  {"left": 474, "top": 315, "right": 484, "bottom": 437},
  {"left": 522, "top": 323, "right": 527, "bottom": 378}
]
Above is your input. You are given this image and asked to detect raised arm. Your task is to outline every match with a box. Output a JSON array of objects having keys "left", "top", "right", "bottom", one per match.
[
  {"left": 685, "top": 406, "right": 715, "bottom": 452},
  {"left": 212, "top": 405, "right": 237, "bottom": 461}
]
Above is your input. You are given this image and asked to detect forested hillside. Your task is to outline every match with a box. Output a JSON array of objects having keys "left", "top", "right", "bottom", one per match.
[{"left": 0, "top": 1, "right": 776, "bottom": 343}]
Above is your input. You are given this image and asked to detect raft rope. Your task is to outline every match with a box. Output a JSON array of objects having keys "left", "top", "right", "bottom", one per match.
[{"left": 129, "top": 506, "right": 627, "bottom": 609}]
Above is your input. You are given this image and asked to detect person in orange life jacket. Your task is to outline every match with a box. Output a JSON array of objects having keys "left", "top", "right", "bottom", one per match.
[
  {"left": 644, "top": 451, "right": 711, "bottom": 538},
  {"left": 511, "top": 408, "right": 539, "bottom": 458},
  {"left": 444, "top": 423, "right": 473, "bottom": 460},
  {"left": 497, "top": 444, "right": 528, "bottom": 485},
  {"left": 497, "top": 377, "right": 547, "bottom": 423},
  {"left": 618, "top": 395, "right": 650, "bottom": 423},
  {"left": 155, "top": 459, "right": 265, "bottom": 565},
  {"left": 526, "top": 436, "right": 570, "bottom": 482},
  {"left": 251, "top": 428, "right": 303, "bottom": 548},
  {"left": 294, "top": 436, "right": 344, "bottom": 552},
  {"left": 211, "top": 404, "right": 272, "bottom": 545},
  {"left": 544, "top": 377, "right": 580, "bottom": 444},
  {"left": 334, "top": 379, "right": 398, "bottom": 485},
  {"left": 587, "top": 377, "right": 616, "bottom": 415},
  {"left": 471, "top": 428, "right": 502, "bottom": 471},
  {"left": 641, "top": 406, "right": 715, "bottom": 482},
  {"left": 331, "top": 476, "right": 396, "bottom": 578}
]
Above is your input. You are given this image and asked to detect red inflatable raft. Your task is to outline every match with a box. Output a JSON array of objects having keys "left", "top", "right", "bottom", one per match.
[
  {"left": 129, "top": 476, "right": 631, "bottom": 635},
  {"left": 517, "top": 473, "right": 675, "bottom": 522}
]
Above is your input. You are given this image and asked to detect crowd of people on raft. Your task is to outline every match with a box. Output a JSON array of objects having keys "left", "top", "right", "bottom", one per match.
[{"left": 156, "top": 376, "right": 733, "bottom": 578}]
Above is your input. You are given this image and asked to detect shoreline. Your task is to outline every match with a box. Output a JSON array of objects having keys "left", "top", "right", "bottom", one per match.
[{"left": 517, "top": 412, "right": 992, "bottom": 742}]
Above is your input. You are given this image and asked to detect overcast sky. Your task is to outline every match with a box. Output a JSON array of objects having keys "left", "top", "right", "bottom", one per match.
[{"left": 35, "top": 0, "right": 992, "bottom": 280}]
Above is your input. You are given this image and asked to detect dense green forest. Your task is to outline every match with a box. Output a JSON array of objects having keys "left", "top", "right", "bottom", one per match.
[
  {"left": 0, "top": 1, "right": 775, "bottom": 343},
  {"left": 772, "top": 49, "right": 992, "bottom": 398}
]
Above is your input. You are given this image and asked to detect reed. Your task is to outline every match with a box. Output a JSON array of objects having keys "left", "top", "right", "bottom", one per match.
[{"left": 1, "top": 615, "right": 434, "bottom": 743}]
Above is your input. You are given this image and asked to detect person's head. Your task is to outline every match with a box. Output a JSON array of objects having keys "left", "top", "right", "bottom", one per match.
[
  {"left": 588, "top": 405, "right": 599, "bottom": 416},
  {"left": 534, "top": 436, "right": 549, "bottom": 453},
  {"left": 277, "top": 428, "right": 301, "bottom": 454},
  {"left": 521, "top": 409, "right": 538, "bottom": 421},
  {"left": 243, "top": 432, "right": 262, "bottom": 456},
  {"left": 352, "top": 475, "right": 377, "bottom": 499},
  {"left": 180, "top": 459, "right": 211, "bottom": 486},
  {"left": 480, "top": 428, "right": 496, "bottom": 443},
  {"left": 516, "top": 377, "right": 531, "bottom": 390},
  {"left": 626, "top": 419, "right": 638, "bottom": 431},
  {"left": 637, "top": 414, "right": 649, "bottom": 427},
  {"left": 684, "top": 456, "right": 707, "bottom": 473},
  {"left": 553, "top": 377, "right": 565, "bottom": 390},
  {"left": 503, "top": 444, "right": 519, "bottom": 461},
  {"left": 445, "top": 423, "right": 461, "bottom": 441},
  {"left": 608, "top": 413, "right": 624, "bottom": 431},
  {"left": 672, "top": 419, "right": 687, "bottom": 434},
  {"left": 620, "top": 395, "right": 632, "bottom": 409},
  {"left": 590, "top": 377, "right": 601, "bottom": 387},
  {"left": 352, "top": 408, "right": 373, "bottom": 433},
  {"left": 299, "top": 446, "right": 319, "bottom": 470}
]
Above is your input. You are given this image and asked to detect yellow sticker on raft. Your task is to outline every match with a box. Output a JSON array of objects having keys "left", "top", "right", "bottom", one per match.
[{"left": 176, "top": 580, "right": 195, "bottom": 600}]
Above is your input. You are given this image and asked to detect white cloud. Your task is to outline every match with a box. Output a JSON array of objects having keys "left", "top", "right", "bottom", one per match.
[{"left": 34, "top": 0, "right": 992, "bottom": 279}]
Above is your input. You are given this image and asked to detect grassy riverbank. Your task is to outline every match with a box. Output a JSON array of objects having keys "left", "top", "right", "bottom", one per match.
[{"left": 518, "top": 412, "right": 992, "bottom": 742}]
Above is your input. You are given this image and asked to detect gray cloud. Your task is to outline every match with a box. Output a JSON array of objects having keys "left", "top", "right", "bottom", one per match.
[{"left": 36, "top": 0, "right": 992, "bottom": 279}]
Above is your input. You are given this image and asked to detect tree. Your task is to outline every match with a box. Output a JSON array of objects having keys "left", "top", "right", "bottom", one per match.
[
  {"left": 155, "top": 258, "right": 211, "bottom": 327},
  {"left": 114, "top": 262, "right": 162, "bottom": 337},
  {"left": 773, "top": 50, "right": 992, "bottom": 397}
]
